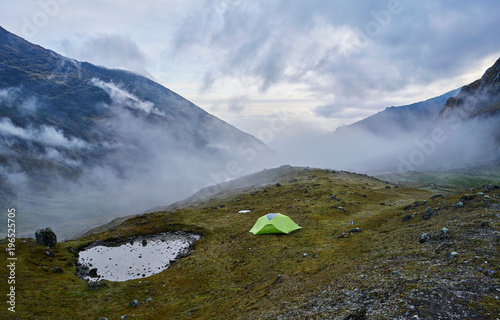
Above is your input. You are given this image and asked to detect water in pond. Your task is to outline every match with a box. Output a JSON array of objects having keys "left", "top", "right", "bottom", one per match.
[{"left": 77, "top": 232, "right": 200, "bottom": 281}]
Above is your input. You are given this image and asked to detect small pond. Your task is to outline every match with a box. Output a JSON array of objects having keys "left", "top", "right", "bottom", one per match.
[{"left": 77, "top": 232, "right": 200, "bottom": 282}]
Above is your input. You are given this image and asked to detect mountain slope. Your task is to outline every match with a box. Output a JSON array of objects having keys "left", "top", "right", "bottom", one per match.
[
  {"left": 300, "top": 89, "right": 461, "bottom": 173},
  {"left": 337, "top": 89, "right": 459, "bottom": 137},
  {"left": 438, "top": 57, "right": 500, "bottom": 119},
  {"left": 422, "top": 57, "right": 500, "bottom": 170},
  {"left": 2, "top": 167, "right": 498, "bottom": 319},
  {"left": 0, "top": 26, "right": 272, "bottom": 239}
]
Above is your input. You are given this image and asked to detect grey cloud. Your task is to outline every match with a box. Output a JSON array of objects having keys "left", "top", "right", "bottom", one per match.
[
  {"left": 62, "top": 34, "right": 152, "bottom": 78},
  {"left": 169, "top": 0, "right": 500, "bottom": 118},
  {"left": 90, "top": 78, "right": 165, "bottom": 116},
  {"left": 314, "top": 103, "right": 345, "bottom": 118},
  {"left": 227, "top": 95, "right": 249, "bottom": 114},
  {"left": 0, "top": 118, "right": 89, "bottom": 149}
]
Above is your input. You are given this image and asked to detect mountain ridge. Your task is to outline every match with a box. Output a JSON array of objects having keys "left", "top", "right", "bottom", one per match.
[
  {"left": 438, "top": 57, "right": 500, "bottom": 120},
  {"left": 0, "top": 26, "right": 272, "bottom": 239}
]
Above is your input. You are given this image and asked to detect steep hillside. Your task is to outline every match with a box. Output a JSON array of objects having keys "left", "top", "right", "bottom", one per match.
[
  {"left": 2, "top": 167, "right": 498, "bottom": 319},
  {"left": 336, "top": 89, "right": 459, "bottom": 137},
  {"left": 438, "top": 57, "right": 500, "bottom": 119},
  {"left": 0, "top": 26, "right": 272, "bottom": 239}
]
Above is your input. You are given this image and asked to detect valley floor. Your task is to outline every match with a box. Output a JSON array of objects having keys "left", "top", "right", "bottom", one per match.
[{"left": 1, "top": 167, "right": 499, "bottom": 319}]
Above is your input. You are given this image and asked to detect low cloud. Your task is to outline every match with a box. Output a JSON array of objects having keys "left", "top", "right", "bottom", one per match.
[
  {"left": 91, "top": 78, "right": 166, "bottom": 116},
  {"left": 227, "top": 95, "right": 249, "bottom": 114},
  {"left": 62, "top": 34, "right": 152, "bottom": 78},
  {"left": 0, "top": 118, "right": 89, "bottom": 149}
]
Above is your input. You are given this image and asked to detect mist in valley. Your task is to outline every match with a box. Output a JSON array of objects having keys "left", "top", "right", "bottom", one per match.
[{"left": 0, "top": 79, "right": 275, "bottom": 240}]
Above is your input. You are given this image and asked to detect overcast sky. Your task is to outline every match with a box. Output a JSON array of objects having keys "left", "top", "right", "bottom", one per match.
[{"left": 1, "top": 0, "right": 500, "bottom": 144}]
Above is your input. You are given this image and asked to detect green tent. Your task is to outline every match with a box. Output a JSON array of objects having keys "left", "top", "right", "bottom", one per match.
[{"left": 249, "top": 213, "right": 301, "bottom": 235}]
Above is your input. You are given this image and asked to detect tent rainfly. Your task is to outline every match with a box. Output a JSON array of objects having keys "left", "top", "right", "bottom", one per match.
[{"left": 249, "top": 213, "right": 301, "bottom": 235}]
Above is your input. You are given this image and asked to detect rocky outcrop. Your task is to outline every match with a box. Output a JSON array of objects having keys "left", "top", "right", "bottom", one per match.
[
  {"left": 438, "top": 57, "right": 500, "bottom": 119},
  {"left": 35, "top": 227, "right": 57, "bottom": 247}
]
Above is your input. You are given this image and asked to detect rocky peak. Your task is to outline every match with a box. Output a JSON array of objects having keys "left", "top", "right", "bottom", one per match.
[{"left": 438, "top": 57, "right": 500, "bottom": 119}]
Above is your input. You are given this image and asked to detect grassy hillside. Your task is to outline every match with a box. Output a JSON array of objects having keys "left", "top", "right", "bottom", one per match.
[
  {"left": 377, "top": 165, "right": 500, "bottom": 193},
  {"left": 1, "top": 167, "right": 499, "bottom": 319}
]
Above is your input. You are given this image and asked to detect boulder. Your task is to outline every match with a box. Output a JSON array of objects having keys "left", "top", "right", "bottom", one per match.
[
  {"left": 53, "top": 266, "right": 63, "bottom": 274},
  {"left": 402, "top": 215, "right": 412, "bottom": 222},
  {"left": 129, "top": 300, "right": 140, "bottom": 307},
  {"left": 419, "top": 233, "right": 430, "bottom": 243},
  {"left": 422, "top": 207, "right": 434, "bottom": 219},
  {"left": 35, "top": 227, "right": 57, "bottom": 247}
]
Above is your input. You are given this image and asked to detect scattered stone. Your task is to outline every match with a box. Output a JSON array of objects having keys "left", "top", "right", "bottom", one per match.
[
  {"left": 52, "top": 266, "right": 63, "bottom": 274},
  {"left": 98, "top": 318, "right": 108, "bottom": 320},
  {"left": 302, "top": 253, "right": 308, "bottom": 257},
  {"left": 437, "top": 227, "right": 450, "bottom": 240},
  {"left": 45, "top": 248, "right": 55, "bottom": 258},
  {"left": 35, "top": 227, "right": 57, "bottom": 247},
  {"left": 146, "top": 297, "right": 153, "bottom": 302},
  {"left": 276, "top": 183, "right": 282, "bottom": 187},
  {"left": 422, "top": 207, "right": 434, "bottom": 219},
  {"left": 412, "top": 201, "right": 423, "bottom": 207},
  {"left": 480, "top": 221, "right": 490, "bottom": 228},
  {"left": 449, "top": 252, "right": 459, "bottom": 260},
  {"left": 385, "top": 186, "right": 391, "bottom": 189},
  {"left": 485, "top": 269, "right": 495, "bottom": 276},
  {"left": 219, "top": 204, "right": 226, "bottom": 208},
  {"left": 336, "top": 233, "right": 349, "bottom": 239},
  {"left": 337, "top": 228, "right": 362, "bottom": 238},
  {"left": 456, "top": 201, "right": 464, "bottom": 208},
  {"left": 404, "top": 204, "right": 413, "bottom": 211},
  {"left": 380, "top": 202, "right": 385, "bottom": 205},
  {"left": 419, "top": 233, "right": 430, "bottom": 243},
  {"left": 129, "top": 300, "right": 140, "bottom": 307},
  {"left": 430, "top": 193, "right": 446, "bottom": 199},
  {"left": 121, "top": 316, "right": 129, "bottom": 320},
  {"left": 89, "top": 268, "right": 99, "bottom": 278},
  {"left": 402, "top": 215, "right": 412, "bottom": 222},
  {"left": 338, "top": 207, "right": 346, "bottom": 212},
  {"left": 460, "top": 194, "right": 473, "bottom": 202},
  {"left": 273, "top": 274, "right": 288, "bottom": 285},
  {"left": 360, "top": 274, "right": 366, "bottom": 279},
  {"left": 343, "top": 307, "right": 367, "bottom": 320},
  {"left": 141, "top": 239, "right": 148, "bottom": 246},
  {"left": 87, "top": 281, "right": 104, "bottom": 290},
  {"left": 483, "top": 184, "right": 500, "bottom": 192}
]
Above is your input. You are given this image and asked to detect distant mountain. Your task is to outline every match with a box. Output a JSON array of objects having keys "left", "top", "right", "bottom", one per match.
[
  {"left": 336, "top": 89, "right": 459, "bottom": 137},
  {"left": 0, "top": 26, "right": 272, "bottom": 238},
  {"left": 424, "top": 57, "right": 500, "bottom": 170}
]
